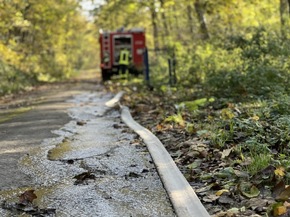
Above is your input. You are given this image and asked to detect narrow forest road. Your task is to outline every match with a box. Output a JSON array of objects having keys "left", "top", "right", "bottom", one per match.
[{"left": 0, "top": 77, "right": 175, "bottom": 216}]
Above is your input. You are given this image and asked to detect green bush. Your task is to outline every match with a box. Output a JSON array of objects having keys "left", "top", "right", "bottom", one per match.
[
  {"left": 0, "top": 61, "right": 36, "bottom": 96},
  {"left": 198, "top": 28, "right": 290, "bottom": 100}
]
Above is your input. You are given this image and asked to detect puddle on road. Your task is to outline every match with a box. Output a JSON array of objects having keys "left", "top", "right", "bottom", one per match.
[
  {"left": 0, "top": 91, "right": 176, "bottom": 217},
  {"left": 0, "top": 185, "right": 56, "bottom": 217},
  {"left": 47, "top": 117, "right": 121, "bottom": 161}
]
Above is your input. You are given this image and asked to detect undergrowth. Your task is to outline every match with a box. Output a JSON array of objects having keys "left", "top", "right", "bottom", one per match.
[{"left": 103, "top": 24, "right": 290, "bottom": 217}]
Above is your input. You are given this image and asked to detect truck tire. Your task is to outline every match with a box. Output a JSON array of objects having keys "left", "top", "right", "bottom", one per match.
[{"left": 101, "top": 69, "right": 111, "bottom": 82}]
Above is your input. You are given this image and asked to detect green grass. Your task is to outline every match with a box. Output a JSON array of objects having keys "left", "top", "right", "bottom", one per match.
[{"left": 246, "top": 154, "right": 272, "bottom": 175}]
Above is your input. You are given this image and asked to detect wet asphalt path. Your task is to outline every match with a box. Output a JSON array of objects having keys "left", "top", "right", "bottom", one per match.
[{"left": 0, "top": 83, "right": 175, "bottom": 216}]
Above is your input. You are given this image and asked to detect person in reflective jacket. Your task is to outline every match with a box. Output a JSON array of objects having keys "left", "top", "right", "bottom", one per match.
[{"left": 118, "top": 48, "right": 130, "bottom": 74}]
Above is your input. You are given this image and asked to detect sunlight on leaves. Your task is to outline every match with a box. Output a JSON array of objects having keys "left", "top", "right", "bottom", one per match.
[
  {"left": 275, "top": 167, "right": 285, "bottom": 178},
  {"left": 178, "top": 98, "right": 215, "bottom": 112},
  {"left": 216, "top": 189, "right": 229, "bottom": 196},
  {"left": 164, "top": 113, "right": 185, "bottom": 127},
  {"left": 221, "top": 108, "right": 235, "bottom": 120},
  {"left": 272, "top": 203, "right": 287, "bottom": 216},
  {"left": 251, "top": 115, "right": 260, "bottom": 121}
]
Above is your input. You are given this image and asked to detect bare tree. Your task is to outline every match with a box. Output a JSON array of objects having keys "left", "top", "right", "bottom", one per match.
[
  {"left": 149, "top": 0, "right": 160, "bottom": 50},
  {"left": 187, "top": 3, "right": 194, "bottom": 38},
  {"left": 194, "top": 0, "right": 209, "bottom": 40},
  {"left": 159, "top": 0, "right": 170, "bottom": 46},
  {"left": 280, "top": 0, "right": 290, "bottom": 38}
]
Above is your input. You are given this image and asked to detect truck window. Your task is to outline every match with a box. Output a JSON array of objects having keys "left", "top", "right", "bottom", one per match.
[{"left": 113, "top": 35, "right": 132, "bottom": 64}]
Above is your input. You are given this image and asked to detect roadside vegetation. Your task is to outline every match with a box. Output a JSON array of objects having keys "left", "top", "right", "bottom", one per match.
[
  {"left": 99, "top": 1, "right": 290, "bottom": 216},
  {"left": 106, "top": 79, "right": 290, "bottom": 216}
]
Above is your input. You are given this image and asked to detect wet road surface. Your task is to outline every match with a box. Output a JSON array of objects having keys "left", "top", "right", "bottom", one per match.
[{"left": 0, "top": 84, "right": 175, "bottom": 216}]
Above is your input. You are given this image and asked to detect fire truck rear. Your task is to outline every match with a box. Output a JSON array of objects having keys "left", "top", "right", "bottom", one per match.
[{"left": 99, "top": 28, "right": 146, "bottom": 81}]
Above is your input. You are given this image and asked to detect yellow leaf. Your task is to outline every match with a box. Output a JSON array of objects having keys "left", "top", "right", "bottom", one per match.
[
  {"left": 221, "top": 108, "right": 235, "bottom": 120},
  {"left": 156, "top": 124, "right": 164, "bottom": 131},
  {"left": 275, "top": 167, "right": 285, "bottom": 177},
  {"left": 215, "top": 189, "right": 229, "bottom": 196},
  {"left": 273, "top": 205, "right": 287, "bottom": 216},
  {"left": 207, "top": 115, "right": 214, "bottom": 121},
  {"left": 251, "top": 115, "right": 259, "bottom": 121}
]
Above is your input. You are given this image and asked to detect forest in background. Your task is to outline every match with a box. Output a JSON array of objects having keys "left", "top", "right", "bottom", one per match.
[
  {"left": 0, "top": 0, "right": 98, "bottom": 95},
  {"left": 95, "top": 0, "right": 290, "bottom": 101},
  {"left": 1, "top": 0, "right": 290, "bottom": 100}
]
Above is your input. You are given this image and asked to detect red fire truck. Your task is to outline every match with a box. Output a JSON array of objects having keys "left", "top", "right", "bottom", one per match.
[{"left": 99, "top": 28, "right": 146, "bottom": 81}]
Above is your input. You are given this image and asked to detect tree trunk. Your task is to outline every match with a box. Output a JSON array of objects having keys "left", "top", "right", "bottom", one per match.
[
  {"left": 172, "top": 4, "right": 182, "bottom": 41},
  {"left": 187, "top": 4, "right": 194, "bottom": 38},
  {"left": 159, "top": 0, "right": 169, "bottom": 47},
  {"left": 150, "top": 0, "right": 159, "bottom": 50},
  {"left": 194, "top": 0, "right": 209, "bottom": 40},
  {"left": 280, "top": 0, "right": 290, "bottom": 38}
]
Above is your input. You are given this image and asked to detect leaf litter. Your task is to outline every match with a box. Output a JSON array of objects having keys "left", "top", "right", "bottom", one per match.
[
  {"left": 106, "top": 81, "right": 290, "bottom": 216},
  {"left": 73, "top": 171, "right": 96, "bottom": 185},
  {"left": 1, "top": 189, "right": 56, "bottom": 216}
]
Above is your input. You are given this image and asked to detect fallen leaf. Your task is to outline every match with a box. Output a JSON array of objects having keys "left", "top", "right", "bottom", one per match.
[
  {"left": 273, "top": 180, "right": 286, "bottom": 199},
  {"left": 2, "top": 200, "right": 56, "bottom": 216},
  {"left": 215, "top": 167, "right": 235, "bottom": 179},
  {"left": 284, "top": 201, "right": 290, "bottom": 208},
  {"left": 276, "top": 185, "right": 290, "bottom": 202},
  {"left": 196, "top": 130, "right": 210, "bottom": 138},
  {"left": 218, "top": 194, "right": 235, "bottom": 204},
  {"left": 233, "top": 169, "right": 249, "bottom": 179},
  {"left": 252, "top": 165, "right": 275, "bottom": 182},
  {"left": 76, "top": 121, "right": 86, "bottom": 126},
  {"left": 187, "top": 159, "right": 202, "bottom": 170},
  {"left": 221, "top": 108, "right": 235, "bottom": 120},
  {"left": 227, "top": 207, "right": 240, "bottom": 214},
  {"left": 239, "top": 182, "right": 260, "bottom": 198},
  {"left": 213, "top": 210, "right": 237, "bottom": 217},
  {"left": 273, "top": 204, "right": 287, "bottom": 216},
  {"left": 112, "top": 123, "right": 121, "bottom": 128},
  {"left": 275, "top": 167, "right": 285, "bottom": 177},
  {"left": 216, "top": 189, "right": 229, "bottom": 196},
  {"left": 221, "top": 148, "right": 232, "bottom": 159},
  {"left": 156, "top": 124, "right": 165, "bottom": 131},
  {"left": 251, "top": 115, "right": 259, "bottom": 121},
  {"left": 195, "top": 183, "right": 215, "bottom": 193},
  {"left": 19, "top": 190, "right": 37, "bottom": 205},
  {"left": 203, "top": 194, "right": 220, "bottom": 202},
  {"left": 247, "top": 198, "right": 268, "bottom": 211},
  {"left": 125, "top": 172, "right": 142, "bottom": 179},
  {"left": 74, "top": 172, "right": 95, "bottom": 185}
]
